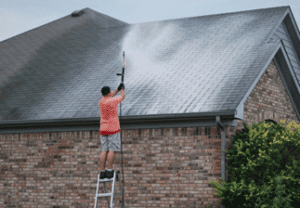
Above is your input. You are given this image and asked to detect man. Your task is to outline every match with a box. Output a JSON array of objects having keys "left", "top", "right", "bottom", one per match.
[{"left": 99, "top": 83, "right": 126, "bottom": 179}]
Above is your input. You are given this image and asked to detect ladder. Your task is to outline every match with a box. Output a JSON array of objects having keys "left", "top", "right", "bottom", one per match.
[{"left": 94, "top": 170, "right": 128, "bottom": 208}]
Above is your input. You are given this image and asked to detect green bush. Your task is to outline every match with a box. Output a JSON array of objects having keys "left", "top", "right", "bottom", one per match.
[
  {"left": 206, "top": 119, "right": 300, "bottom": 208},
  {"left": 255, "top": 175, "right": 292, "bottom": 208}
]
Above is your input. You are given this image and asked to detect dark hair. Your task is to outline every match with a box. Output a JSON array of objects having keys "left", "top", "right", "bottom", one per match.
[{"left": 101, "top": 86, "right": 110, "bottom": 96}]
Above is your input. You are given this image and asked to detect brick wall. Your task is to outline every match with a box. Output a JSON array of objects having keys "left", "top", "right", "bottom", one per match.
[
  {"left": 0, "top": 126, "right": 224, "bottom": 208},
  {"left": 1, "top": 131, "right": 102, "bottom": 208}
]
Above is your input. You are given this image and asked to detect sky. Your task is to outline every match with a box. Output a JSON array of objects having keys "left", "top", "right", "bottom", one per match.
[{"left": 0, "top": 0, "right": 299, "bottom": 42}]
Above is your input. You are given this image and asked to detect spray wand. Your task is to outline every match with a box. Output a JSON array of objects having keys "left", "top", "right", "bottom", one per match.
[
  {"left": 117, "top": 51, "right": 125, "bottom": 84},
  {"left": 117, "top": 51, "right": 127, "bottom": 208}
]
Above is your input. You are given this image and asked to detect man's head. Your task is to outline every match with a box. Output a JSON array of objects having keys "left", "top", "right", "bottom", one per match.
[{"left": 101, "top": 86, "right": 111, "bottom": 97}]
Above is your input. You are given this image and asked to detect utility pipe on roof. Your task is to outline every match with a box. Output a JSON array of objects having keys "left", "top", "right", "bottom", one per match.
[{"left": 216, "top": 116, "right": 226, "bottom": 208}]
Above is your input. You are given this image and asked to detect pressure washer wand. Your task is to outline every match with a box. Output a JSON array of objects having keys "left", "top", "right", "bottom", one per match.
[
  {"left": 117, "top": 51, "right": 127, "bottom": 208},
  {"left": 117, "top": 51, "right": 125, "bottom": 83}
]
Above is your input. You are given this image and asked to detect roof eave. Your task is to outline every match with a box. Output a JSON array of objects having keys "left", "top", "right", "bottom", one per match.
[{"left": 0, "top": 110, "right": 238, "bottom": 134}]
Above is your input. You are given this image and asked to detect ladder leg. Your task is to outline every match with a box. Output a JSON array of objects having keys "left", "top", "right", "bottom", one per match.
[
  {"left": 118, "top": 171, "right": 128, "bottom": 208},
  {"left": 94, "top": 173, "right": 100, "bottom": 208},
  {"left": 110, "top": 171, "right": 117, "bottom": 208}
]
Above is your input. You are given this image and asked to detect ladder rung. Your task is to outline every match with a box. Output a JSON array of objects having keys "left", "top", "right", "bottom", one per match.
[
  {"left": 97, "top": 193, "right": 112, "bottom": 197},
  {"left": 97, "top": 192, "right": 122, "bottom": 198},
  {"left": 99, "top": 178, "right": 114, "bottom": 182}
]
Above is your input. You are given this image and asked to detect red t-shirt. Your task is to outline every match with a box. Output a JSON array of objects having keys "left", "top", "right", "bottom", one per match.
[{"left": 99, "top": 95, "right": 123, "bottom": 135}]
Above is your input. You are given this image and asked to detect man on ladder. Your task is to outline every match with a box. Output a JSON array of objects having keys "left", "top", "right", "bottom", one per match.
[
  {"left": 99, "top": 82, "right": 125, "bottom": 179},
  {"left": 95, "top": 52, "right": 127, "bottom": 208}
]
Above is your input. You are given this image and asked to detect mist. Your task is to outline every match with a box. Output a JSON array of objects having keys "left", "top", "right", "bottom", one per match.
[{"left": 121, "top": 22, "right": 178, "bottom": 77}]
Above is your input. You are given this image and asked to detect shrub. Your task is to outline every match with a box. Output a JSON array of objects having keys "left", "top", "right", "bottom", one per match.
[
  {"left": 206, "top": 119, "right": 300, "bottom": 207},
  {"left": 206, "top": 175, "right": 292, "bottom": 208},
  {"left": 255, "top": 175, "right": 292, "bottom": 208}
]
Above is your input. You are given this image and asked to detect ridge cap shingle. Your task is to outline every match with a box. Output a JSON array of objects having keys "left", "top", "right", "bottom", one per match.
[
  {"left": 129, "top": 5, "right": 290, "bottom": 26},
  {"left": 0, "top": 7, "right": 128, "bottom": 44}
]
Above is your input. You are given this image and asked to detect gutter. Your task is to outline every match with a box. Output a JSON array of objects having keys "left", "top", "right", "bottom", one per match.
[
  {"left": 216, "top": 116, "right": 226, "bottom": 208},
  {"left": 0, "top": 110, "right": 238, "bottom": 134}
]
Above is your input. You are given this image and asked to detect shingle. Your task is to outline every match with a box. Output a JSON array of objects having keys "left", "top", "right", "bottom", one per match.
[{"left": 0, "top": 6, "right": 289, "bottom": 122}]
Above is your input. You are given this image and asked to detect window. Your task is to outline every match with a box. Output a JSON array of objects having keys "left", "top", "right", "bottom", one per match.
[{"left": 264, "top": 119, "right": 277, "bottom": 131}]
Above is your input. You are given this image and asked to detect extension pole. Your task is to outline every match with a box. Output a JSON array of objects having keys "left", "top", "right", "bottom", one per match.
[{"left": 117, "top": 51, "right": 126, "bottom": 208}]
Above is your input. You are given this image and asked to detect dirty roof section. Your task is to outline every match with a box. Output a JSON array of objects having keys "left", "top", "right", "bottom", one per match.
[{"left": 0, "top": 6, "right": 288, "bottom": 122}]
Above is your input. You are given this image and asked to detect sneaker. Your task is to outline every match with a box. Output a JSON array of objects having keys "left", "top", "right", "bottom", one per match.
[
  {"left": 106, "top": 170, "right": 119, "bottom": 180},
  {"left": 100, "top": 170, "right": 107, "bottom": 179},
  {"left": 106, "top": 170, "right": 114, "bottom": 179}
]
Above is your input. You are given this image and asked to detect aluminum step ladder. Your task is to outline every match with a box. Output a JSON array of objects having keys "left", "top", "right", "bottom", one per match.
[{"left": 94, "top": 170, "right": 128, "bottom": 208}]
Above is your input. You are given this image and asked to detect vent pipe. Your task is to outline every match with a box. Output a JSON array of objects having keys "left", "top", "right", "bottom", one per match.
[{"left": 71, "top": 10, "right": 84, "bottom": 17}]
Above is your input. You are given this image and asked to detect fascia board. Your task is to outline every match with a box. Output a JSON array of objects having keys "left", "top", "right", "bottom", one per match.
[
  {"left": 278, "top": 41, "right": 300, "bottom": 94},
  {"left": 274, "top": 42, "right": 300, "bottom": 121},
  {"left": 266, "top": 8, "right": 290, "bottom": 41},
  {"left": 283, "top": 9, "right": 300, "bottom": 64},
  {"left": 286, "top": 7, "right": 300, "bottom": 39}
]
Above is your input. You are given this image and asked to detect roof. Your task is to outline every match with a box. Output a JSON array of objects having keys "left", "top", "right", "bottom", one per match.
[{"left": 0, "top": 6, "right": 299, "bottom": 129}]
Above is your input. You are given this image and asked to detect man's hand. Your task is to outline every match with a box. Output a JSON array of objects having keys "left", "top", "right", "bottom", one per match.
[{"left": 118, "top": 83, "right": 125, "bottom": 91}]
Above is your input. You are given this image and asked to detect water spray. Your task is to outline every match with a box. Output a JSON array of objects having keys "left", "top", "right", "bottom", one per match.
[{"left": 117, "top": 51, "right": 128, "bottom": 208}]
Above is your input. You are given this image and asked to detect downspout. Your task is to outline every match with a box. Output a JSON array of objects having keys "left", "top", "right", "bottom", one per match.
[{"left": 216, "top": 116, "right": 226, "bottom": 208}]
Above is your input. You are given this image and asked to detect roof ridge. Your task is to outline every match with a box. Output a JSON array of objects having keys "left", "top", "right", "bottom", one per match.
[
  {"left": 129, "top": 5, "right": 290, "bottom": 25},
  {"left": 0, "top": 6, "right": 290, "bottom": 44},
  {"left": 0, "top": 12, "right": 73, "bottom": 44},
  {"left": 0, "top": 7, "right": 128, "bottom": 44},
  {"left": 82, "top": 7, "right": 128, "bottom": 29},
  {"left": 82, "top": 7, "right": 128, "bottom": 24}
]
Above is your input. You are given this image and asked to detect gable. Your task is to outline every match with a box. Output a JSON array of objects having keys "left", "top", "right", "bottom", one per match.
[
  {"left": 235, "top": 7, "right": 300, "bottom": 125},
  {"left": 272, "top": 20, "right": 300, "bottom": 88},
  {"left": 236, "top": 60, "right": 300, "bottom": 133}
]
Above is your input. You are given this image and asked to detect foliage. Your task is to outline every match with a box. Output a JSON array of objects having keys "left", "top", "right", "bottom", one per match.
[
  {"left": 206, "top": 175, "right": 292, "bottom": 208},
  {"left": 255, "top": 175, "right": 292, "bottom": 208},
  {"left": 206, "top": 119, "right": 300, "bottom": 207}
]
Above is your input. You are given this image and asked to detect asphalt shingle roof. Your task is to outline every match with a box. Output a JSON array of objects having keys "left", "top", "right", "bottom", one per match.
[{"left": 0, "top": 6, "right": 289, "bottom": 122}]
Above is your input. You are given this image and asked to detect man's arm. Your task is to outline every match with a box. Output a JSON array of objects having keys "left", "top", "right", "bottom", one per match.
[
  {"left": 111, "top": 89, "right": 119, "bottom": 97},
  {"left": 121, "top": 89, "right": 126, "bottom": 101}
]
